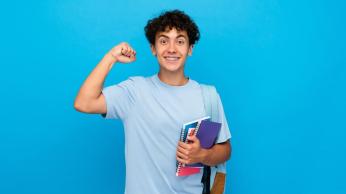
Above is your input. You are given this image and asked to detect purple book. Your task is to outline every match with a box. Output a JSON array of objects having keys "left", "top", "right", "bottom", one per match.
[{"left": 196, "top": 120, "right": 222, "bottom": 149}]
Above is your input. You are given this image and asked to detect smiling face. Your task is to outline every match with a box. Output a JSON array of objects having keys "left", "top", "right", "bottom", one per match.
[{"left": 151, "top": 27, "right": 193, "bottom": 74}]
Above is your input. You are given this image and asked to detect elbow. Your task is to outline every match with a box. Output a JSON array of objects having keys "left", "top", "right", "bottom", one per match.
[
  {"left": 74, "top": 99, "right": 89, "bottom": 113},
  {"left": 227, "top": 141, "right": 232, "bottom": 161},
  {"left": 74, "top": 100, "right": 83, "bottom": 112}
]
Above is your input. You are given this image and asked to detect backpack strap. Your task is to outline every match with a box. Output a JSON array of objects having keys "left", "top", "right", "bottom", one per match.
[
  {"left": 200, "top": 84, "right": 226, "bottom": 194},
  {"left": 200, "top": 84, "right": 219, "bottom": 122}
]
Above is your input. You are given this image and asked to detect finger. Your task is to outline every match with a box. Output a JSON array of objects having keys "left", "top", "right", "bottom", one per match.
[
  {"left": 126, "top": 46, "right": 134, "bottom": 56},
  {"left": 124, "top": 47, "right": 131, "bottom": 57},
  {"left": 178, "top": 141, "right": 191, "bottom": 149},
  {"left": 187, "top": 135, "right": 200, "bottom": 144},
  {"left": 177, "top": 157, "right": 187, "bottom": 165},
  {"left": 128, "top": 48, "right": 135, "bottom": 57},
  {"left": 176, "top": 150, "right": 188, "bottom": 160},
  {"left": 177, "top": 145, "right": 188, "bottom": 154},
  {"left": 121, "top": 46, "right": 128, "bottom": 56},
  {"left": 126, "top": 47, "right": 133, "bottom": 57},
  {"left": 120, "top": 57, "right": 131, "bottom": 63},
  {"left": 129, "top": 55, "right": 136, "bottom": 61},
  {"left": 187, "top": 134, "right": 197, "bottom": 140}
]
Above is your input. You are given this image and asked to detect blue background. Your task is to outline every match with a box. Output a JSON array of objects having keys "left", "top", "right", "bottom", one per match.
[{"left": 1, "top": 0, "right": 345, "bottom": 194}]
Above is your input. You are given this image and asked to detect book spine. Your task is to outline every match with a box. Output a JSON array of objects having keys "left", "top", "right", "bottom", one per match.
[
  {"left": 176, "top": 126, "right": 186, "bottom": 176},
  {"left": 176, "top": 162, "right": 183, "bottom": 176},
  {"left": 179, "top": 126, "right": 185, "bottom": 142}
]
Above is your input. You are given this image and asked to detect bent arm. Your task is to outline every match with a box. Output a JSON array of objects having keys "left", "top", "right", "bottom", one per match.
[
  {"left": 201, "top": 140, "right": 231, "bottom": 166},
  {"left": 74, "top": 53, "right": 116, "bottom": 114}
]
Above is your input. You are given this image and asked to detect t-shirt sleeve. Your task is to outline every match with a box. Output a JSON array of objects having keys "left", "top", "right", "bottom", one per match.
[
  {"left": 215, "top": 93, "right": 232, "bottom": 144},
  {"left": 101, "top": 77, "right": 139, "bottom": 120}
]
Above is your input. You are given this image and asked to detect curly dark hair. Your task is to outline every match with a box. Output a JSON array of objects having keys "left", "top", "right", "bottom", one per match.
[{"left": 144, "top": 10, "right": 200, "bottom": 46}]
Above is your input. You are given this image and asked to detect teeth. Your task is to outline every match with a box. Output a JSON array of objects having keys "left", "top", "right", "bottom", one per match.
[{"left": 165, "top": 57, "right": 179, "bottom": 61}]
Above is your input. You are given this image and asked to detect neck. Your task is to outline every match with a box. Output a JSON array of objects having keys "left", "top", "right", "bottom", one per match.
[{"left": 158, "top": 69, "right": 189, "bottom": 86}]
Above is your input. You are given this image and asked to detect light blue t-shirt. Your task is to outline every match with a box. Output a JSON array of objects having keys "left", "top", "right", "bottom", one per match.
[{"left": 102, "top": 74, "right": 231, "bottom": 194}]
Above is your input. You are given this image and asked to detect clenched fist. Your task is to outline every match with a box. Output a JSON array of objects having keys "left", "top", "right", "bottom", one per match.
[{"left": 109, "top": 42, "right": 136, "bottom": 63}]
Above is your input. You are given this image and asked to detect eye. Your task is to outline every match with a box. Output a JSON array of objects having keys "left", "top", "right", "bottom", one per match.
[
  {"left": 177, "top": 39, "right": 185, "bottom": 45},
  {"left": 160, "top": 39, "right": 168, "bottom": 45}
]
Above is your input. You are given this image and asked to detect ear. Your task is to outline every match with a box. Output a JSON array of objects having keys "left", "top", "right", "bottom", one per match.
[
  {"left": 150, "top": 44, "right": 157, "bottom": 56},
  {"left": 188, "top": 44, "right": 194, "bottom": 56}
]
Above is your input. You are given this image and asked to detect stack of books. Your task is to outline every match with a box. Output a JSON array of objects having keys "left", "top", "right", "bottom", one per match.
[{"left": 176, "top": 116, "right": 222, "bottom": 176}]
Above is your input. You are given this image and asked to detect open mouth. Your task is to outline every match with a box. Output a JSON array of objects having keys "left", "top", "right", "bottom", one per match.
[{"left": 164, "top": 56, "right": 180, "bottom": 62}]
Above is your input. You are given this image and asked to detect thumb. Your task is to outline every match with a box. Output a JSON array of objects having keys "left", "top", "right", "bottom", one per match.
[{"left": 187, "top": 134, "right": 198, "bottom": 142}]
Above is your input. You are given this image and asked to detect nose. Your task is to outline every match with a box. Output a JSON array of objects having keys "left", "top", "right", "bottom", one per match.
[{"left": 167, "top": 42, "right": 176, "bottom": 53}]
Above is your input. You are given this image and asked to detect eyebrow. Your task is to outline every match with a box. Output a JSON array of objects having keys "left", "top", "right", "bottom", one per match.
[{"left": 158, "top": 34, "right": 187, "bottom": 39}]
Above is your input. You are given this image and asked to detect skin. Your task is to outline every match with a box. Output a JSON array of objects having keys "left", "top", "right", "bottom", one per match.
[
  {"left": 150, "top": 27, "right": 192, "bottom": 86},
  {"left": 74, "top": 27, "right": 231, "bottom": 167}
]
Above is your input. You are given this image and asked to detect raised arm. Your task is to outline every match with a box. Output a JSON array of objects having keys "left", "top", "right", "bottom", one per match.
[{"left": 74, "top": 42, "right": 136, "bottom": 114}]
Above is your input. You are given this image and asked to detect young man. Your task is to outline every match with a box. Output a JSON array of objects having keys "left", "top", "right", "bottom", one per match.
[{"left": 74, "top": 10, "right": 231, "bottom": 194}]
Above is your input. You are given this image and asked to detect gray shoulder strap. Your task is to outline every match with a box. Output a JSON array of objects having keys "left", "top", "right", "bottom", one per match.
[{"left": 200, "top": 84, "right": 219, "bottom": 122}]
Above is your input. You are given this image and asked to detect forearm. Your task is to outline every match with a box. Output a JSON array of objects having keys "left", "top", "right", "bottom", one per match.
[
  {"left": 201, "top": 141, "right": 231, "bottom": 166},
  {"left": 74, "top": 53, "right": 116, "bottom": 106}
]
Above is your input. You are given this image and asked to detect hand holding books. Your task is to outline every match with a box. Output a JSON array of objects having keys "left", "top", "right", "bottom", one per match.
[
  {"left": 176, "top": 132, "right": 206, "bottom": 166},
  {"left": 176, "top": 117, "right": 222, "bottom": 176}
]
